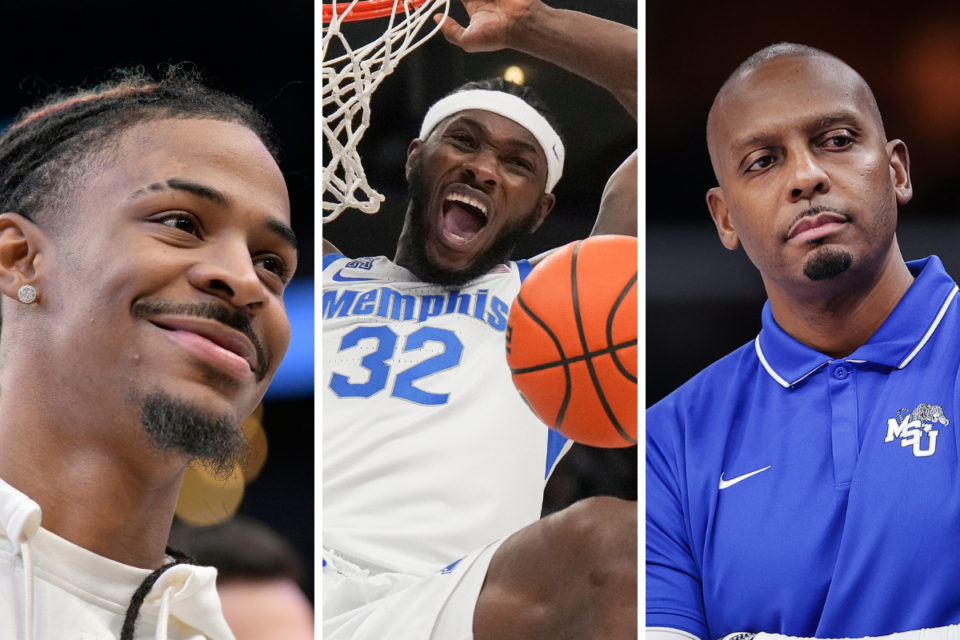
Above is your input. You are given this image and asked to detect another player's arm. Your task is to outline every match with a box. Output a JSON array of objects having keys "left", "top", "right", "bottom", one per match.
[
  {"left": 437, "top": 0, "right": 637, "bottom": 119},
  {"left": 591, "top": 149, "right": 637, "bottom": 237},
  {"left": 323, "top": 237, "right": 342, "bottom": 257},
  {"left": 528, "top": 150, "right": 637, "bottom": 266}
]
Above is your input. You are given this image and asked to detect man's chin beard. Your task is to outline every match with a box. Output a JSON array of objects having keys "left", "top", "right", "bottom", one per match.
[
  {"left": 139, "top": 391, "right": 248, "bottom": 480},
  {"left": 400, "top": 161, "right": 540, "bottom": 288},
  {"left": 803, "top": 245, "right": 854, "bottom": 282}
]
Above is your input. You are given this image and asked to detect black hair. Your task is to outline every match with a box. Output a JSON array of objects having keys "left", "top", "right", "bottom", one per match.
[
  {"left": 0, "top": 65, "right": 278, "bottom": 332},
  {"left": 0, "top": 65, "right": 277, "bottom": 228},
  {"left": 447, "top": 77, "right": 565, "bottom": 148}
]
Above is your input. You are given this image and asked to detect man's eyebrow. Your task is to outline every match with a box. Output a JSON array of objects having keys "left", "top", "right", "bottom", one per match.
[
  {"left": 732, "top": 133, "right": 774, "bottom": 155},
  {"left": 731, "top": 111, "right": 863, "bottom": 155},
  {"left": 808, "top": 111, "right": 862, "bottom": 131},
  {"left": 266, "top": 218, "right": 298, "bottom": 253},
  {"left": 454, "top": 116, "right": 541, "bottom": 157},
  {"left": 130, "top": 179, "right": 230, "bottom": 207},
  {"left": 165, "top": 179, "right": 230, "bottom": 207},
  {"left": 129, "top": 180, "right": 295, "bottom": 251}
]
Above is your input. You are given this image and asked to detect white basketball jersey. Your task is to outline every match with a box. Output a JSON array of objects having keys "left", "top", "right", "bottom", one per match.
[{"left": 322, "top": 254, "right": 571, "bottom": 577}]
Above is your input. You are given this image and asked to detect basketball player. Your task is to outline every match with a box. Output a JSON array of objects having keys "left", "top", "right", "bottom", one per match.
[
  {"left": 647, "top": 44, "right": 960, "bottom": 640},
  {"left": 0, "top": 70, "right": 297, "bottom": 639},
  {"left": 322, "top": 0, "right": 637, "bottom": 638}
]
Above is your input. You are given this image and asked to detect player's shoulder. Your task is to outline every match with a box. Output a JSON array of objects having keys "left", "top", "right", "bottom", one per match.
[{"left": 322, "top": 252, "right": 349, "bottom": 272}]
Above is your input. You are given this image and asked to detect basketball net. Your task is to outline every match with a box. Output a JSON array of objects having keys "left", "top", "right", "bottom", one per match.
[{"left": 322, "top": 0, "right": 451, "bottom": 223}]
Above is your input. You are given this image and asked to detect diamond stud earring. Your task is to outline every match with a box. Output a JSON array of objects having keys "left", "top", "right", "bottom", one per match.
[{"left": 17, "top": 285, "right": 37, "bottom": 304}]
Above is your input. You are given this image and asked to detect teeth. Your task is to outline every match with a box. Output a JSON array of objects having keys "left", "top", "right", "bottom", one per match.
[{"left": 445, "top": 192, "right": 487, "bottom": 216}]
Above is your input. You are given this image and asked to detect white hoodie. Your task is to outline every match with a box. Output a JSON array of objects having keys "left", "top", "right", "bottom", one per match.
[{"left": 0, "top": 476, "right": 236, "bottom": 640}]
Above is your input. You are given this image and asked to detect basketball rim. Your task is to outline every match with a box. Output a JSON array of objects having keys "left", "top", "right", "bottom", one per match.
[{"left": 322, "top": 0, "right": 432, "bottom": 23}]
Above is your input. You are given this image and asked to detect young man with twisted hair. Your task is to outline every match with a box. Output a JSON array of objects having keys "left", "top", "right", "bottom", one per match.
[
  {"left": 0, "top": 69, "right": 298, "bottom": 639},
  {"left": 647, "top": 43, "right": 960, "bottom": 640}
]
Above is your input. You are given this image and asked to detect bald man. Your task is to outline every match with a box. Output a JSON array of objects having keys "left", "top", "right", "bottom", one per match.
[{"left": 646, "top": 43, "right": 960, "bottom": 640}]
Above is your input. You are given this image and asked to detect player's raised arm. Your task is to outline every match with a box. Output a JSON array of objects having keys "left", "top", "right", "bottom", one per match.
[
  {"left": 592, "top": 149, "right": 638, "bottom": 237},
  {"left": 437, "top": 0, "right": 638, "bottom": 259},
  {"left": 528, "top": 138, "right": 636, "bottom": 266},
  {"left": 323, "top": 237, "right": 343, "bottom": 257},
  {"left": 436, "top": 0, "right": 637, "bottom": 119}
]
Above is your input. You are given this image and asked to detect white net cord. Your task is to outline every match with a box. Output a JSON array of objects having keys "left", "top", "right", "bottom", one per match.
[{"left": 322, "top": 0, "right": 451, "bottom": 223}]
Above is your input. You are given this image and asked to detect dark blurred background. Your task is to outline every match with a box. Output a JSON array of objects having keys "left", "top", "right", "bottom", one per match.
[
  {"left": 322, "top": 0, "right": 639, "bottom": 512},
  {"left": 0, "top": 1, "right": 315, "bottom": 600},
  {"left": 647, "top": 0, "right": 960, "bottom": 407}
]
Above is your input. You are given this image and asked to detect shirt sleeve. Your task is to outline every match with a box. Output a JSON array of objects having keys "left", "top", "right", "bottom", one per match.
[
  {"left": 648, "top": 627, "right": 705, "bottom": 640},
  {"left": 646, "top": 397, "right": 710, "bottom": 640},
  {"left": 323, "top": 253, "right": 346, "bottom": 271}
]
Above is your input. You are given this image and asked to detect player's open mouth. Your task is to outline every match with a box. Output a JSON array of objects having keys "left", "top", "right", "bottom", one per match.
[
  {"left": 438, "top": 185, "right": 491, "bottom": 248},
  {"left": 149, "top": 315, "right": 260, "bottom": 381}
]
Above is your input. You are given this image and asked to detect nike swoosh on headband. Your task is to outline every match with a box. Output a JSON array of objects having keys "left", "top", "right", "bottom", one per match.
[{"left": 718, "top": 466, "right": 771, "bottom": 490}]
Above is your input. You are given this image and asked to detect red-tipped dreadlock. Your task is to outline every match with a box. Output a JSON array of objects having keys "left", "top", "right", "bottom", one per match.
[
  {"left": 0, "top": 65, "right": 279, "bottom": 336},
  {"left": 0, "top": 65, "right": 278, "bottom": 229}
]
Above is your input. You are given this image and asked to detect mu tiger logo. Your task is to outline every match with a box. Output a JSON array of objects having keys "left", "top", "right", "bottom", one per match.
[{"left": 884, "top": 404, "right": 949, "bottom": 458}]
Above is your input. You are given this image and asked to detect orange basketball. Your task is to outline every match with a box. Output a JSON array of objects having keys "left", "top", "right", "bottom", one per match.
[{"left": 506, "top": 236, "right": 637, "bottom": 448}]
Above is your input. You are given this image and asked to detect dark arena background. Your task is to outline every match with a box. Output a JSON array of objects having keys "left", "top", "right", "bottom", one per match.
[
  {"left": 322, "top": 0, "right": 639, "bottom": 513},
  {"left": 0, "top": 2, "right": 315, "bottom": 600},
  {"left": 648, "top": 0, "right": 960, "bottom": 410}
]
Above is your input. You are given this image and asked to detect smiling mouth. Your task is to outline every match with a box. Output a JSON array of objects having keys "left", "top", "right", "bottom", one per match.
[
  {"left": 440, "top": 189, "right": 489, "bottom": 246},
  {"left": 149, "top": 315, "right": 261, "bottom": 381}
]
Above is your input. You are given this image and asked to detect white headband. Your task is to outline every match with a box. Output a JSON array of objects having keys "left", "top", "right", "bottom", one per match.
[{"left": 419, "top": 89, "right": 565, "bottom": 193}]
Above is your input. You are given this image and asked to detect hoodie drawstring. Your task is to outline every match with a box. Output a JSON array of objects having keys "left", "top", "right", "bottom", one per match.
[
  {"left": 21, "top": 535, "right": 34, "bottom": 640},
  {"left": 155, "top": 584, "right": 175, "bottom": 640},
  {"left": 120, "top": 546, "right": 195, "bottom": 640}
]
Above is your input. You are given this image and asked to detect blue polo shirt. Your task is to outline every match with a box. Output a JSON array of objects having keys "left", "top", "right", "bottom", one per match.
[{"left": 647, "top": 256, "right": 960, "bottom": 639}]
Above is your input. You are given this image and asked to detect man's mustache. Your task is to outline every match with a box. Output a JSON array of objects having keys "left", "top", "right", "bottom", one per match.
[{"left": 132, "top": 299, "right": 268, "bottom": 380}]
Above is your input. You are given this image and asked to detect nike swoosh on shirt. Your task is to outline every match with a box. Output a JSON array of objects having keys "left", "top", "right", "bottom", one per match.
[
  {"left": 718, "top": 466, "right": 771, "bottom": 489},
  {"left": 332, "top": 269, "right": 376, "bottom": 282}
]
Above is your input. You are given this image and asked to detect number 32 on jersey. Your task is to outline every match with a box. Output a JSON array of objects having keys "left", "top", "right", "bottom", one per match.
[{"left": 329, "top": 326, "right": 463, "bottom": 406}]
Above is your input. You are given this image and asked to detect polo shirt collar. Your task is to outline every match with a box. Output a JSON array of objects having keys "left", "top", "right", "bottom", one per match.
[{"left": 756, "top": 256, "right": 959, "bottom": 388}]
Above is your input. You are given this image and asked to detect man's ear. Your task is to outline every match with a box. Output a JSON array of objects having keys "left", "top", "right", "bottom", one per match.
[
  {"left": 530, "top": 193, "right": 556, "bottom": 233},
  {"left": 706, "top": 187, "right": 741, "bottom": 250},
  {"left": 405, "top": 139, "right": 424, "bottom": 181},
  {"left": 887, "top": 139, "right": 912, "bottom": 206},
  {"left": 0, "top": 212, "right": 45, "bottom": 302}
]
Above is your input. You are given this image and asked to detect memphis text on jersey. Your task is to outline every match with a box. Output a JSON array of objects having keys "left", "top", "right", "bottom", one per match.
[
  {"left": 884, "top": 403, "right": 949, "bottom": 458},
  {"left": 323, "top": 286, "right": 511, "bottom": 332}
]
